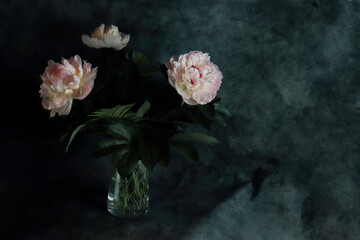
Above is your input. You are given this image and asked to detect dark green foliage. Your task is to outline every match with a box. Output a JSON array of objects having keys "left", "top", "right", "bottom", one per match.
[
  {"left": 113, "top": 147, "right": 138, "bottom": 179},
  {"left": 168, "top": 106, "right": 213, "bottom": 130},
  {"left": 170, "top": 141, "right": 200, "bottom": 164},
  {"left": 214, "top": 103, "right": 231, "bottom": 117},
  {"left": 172, "top": 132, "right": 221, "bottom": 145},
  {"left": 66, "top": 124, "right": 86, "bottom": 152},
  {"left": 126, "top": 50, "right": 160, "bottom": 77},
  {"left": 136, "top": 100, "right": 151, "bottom": 117},
  {"left": 214, "top": 113, "right": 227, "bottom": 128},
  {"left": 92, "top": 138, "right": 128, "bottom": 158},
  {"left": 64, "top": 51, "right": 230, "bottom": 176},
  {"left": 168, "top": 101, "right": 230, "bottom": 130},
  {"left": 134, "top": 119, "right": 175, "bottom": 171}
]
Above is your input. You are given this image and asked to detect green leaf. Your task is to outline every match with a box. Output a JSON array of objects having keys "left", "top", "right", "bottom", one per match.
[
  {"left": 195, "top": 103, "right": 215, "bottom": 119},
  {"left": 85, "top": 118, "right": 136, "bottom": 144},
  {"left": 88, "top": 103, "right": 136, "bottom": 119},
  {"left": 172, "top": 132, "right": 221, "bottom": 145},
  {"left": 106, "top": 119, "right": 136, "bottom": 141},
  {"left": 135, "top": 120, "right": 174, "bottom": 171},
  {"left": 137, "top": 136, "right": 158, "bottom": 171},
  {"left": 125, "top": 51, "right": 131, "bottom": 61},
  {"left": 114, "top": 147, "right": 139, "bottom": 178},
  {"left": 92, "top": 138, "right": 128, "bottom": 158},
  {"left": 59, "top": 132, "right": 69, "bottom": 143},
  {"left": 93, "top": 128, "right": 130, "bottom": 141},
  {"left": 212, "top": 96, "right": 221, "bottom": 103},
  {"left": 97, "top": 138, "right": 128, "bottom": 149},
  {"left": 174, "top": 121, "right": 189, "bottom": 131},
  {"left": 130, "top": 50, "right": 160, "bottom": 76},
  {"left": 132, "top": 50, "right": 145, "bottom": 62},
  {"left": 214, "top": 113, "right": 227, "bottom": 128},
  {"left": 214, "top": 103, "right": 231, "bottom": 117},
  {"left": 168, "top": 107, "right": 212, "bottom": 131},
  {"left": 136, "top": 100, "right": 151, "bottom": 117},
  {"left": 66, "top": 124, "right": 86, "bottom": 152},
  {"left": 170, "top": 141, "right": 199, "bottom": 164}
]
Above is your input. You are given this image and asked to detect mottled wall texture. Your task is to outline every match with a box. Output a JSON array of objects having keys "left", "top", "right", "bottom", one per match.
[{"left": 1, "top": 0, "right": 360, "bottom": 239}]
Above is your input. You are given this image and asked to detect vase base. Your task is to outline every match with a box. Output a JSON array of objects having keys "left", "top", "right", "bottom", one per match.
[
  {"left": 107, "top": 159, "right": 149, "bottom": 218},
  {"left": 107, "top": 206, "right": 148, "bottom": 218},
  {"left": 107, "top": 199, "right": 148, "bottom": 217}
]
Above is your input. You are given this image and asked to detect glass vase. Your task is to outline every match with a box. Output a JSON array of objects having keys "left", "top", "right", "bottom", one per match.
[{"left": 107, "top": 158, "right": 149, "bottom": 217}]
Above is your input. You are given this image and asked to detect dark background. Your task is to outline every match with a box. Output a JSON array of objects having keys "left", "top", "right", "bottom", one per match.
[{"left": 1, "top": 0, "right": 360, "bottom": 239}]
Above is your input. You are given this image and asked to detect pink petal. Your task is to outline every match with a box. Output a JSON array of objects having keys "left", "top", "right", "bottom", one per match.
[
  {"left": 73, "top": 79, "right": 94, "bottom": 100},
  {"left": 49, "top": 98, "right": 72, "bottom": 118},
  {"left": 73, "top": 63, "right": 97, "bottom": 100},
  {"left": 68, "top": 55, "right": 83, "bottom": 77},
  {"left": 53, "top": 94, "right": 68, "bottom": 107},
  {"left": 183, "top": 97, "right": 198, "bottom": 105}
]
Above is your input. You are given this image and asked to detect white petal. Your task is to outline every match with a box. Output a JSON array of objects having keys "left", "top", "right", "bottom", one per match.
[
  {"left": 82, "top": 35, "right": 106, "bottom": 49},
  {"left": 104, "top": 34, "right": 129, "bottom": 51}
]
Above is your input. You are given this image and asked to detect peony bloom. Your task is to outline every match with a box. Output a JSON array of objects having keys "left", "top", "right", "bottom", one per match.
[
  {"left": 166, "top": 51, "right": 223, "bottom": 105},
  {"left": 39, "top": 55, "right": 97, "bottom": 117},
  {"left": 82, "top": 24, "right": 130, "bottom": 51}
]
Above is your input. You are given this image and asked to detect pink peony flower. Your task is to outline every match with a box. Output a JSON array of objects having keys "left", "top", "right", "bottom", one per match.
[
  {"left": 166, "top": 51, "right": 223, "bottom": 105},
  {"left": 39, "top": 55, "right": 97, "bottom": 117},
  {"left": 82, "top": 24, "right": 130, "bottom": 51}
]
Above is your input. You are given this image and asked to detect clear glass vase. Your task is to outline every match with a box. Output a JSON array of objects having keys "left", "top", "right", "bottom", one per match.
[{"left": 107, "top": 159, "right": 149, "bottom": 217}]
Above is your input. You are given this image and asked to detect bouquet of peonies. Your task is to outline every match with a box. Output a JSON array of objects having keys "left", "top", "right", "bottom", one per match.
[{"left": 40, "top": 24, "right": 230, "bottom": 217}]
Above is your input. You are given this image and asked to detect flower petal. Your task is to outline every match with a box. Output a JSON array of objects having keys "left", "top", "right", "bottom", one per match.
[
  {"left": 183, "top": 97, "right": 198, "bottom": 105},
  {"left": 90, "top": 24, "right": 105, "bottom": 40},
  {"left": 68, "top": 55, "right": 83, "bottom": 78},
  {"left": 40, "top": 55, "right": 97, "bottom": 117},
  {"left": 82, "top": 24, "right": 129, "bottom": 50},
  {"left": 82, "top": 35, "right": 106, "bottom": 49},
  {"left": 73, "top": 61, "right": 97, "bottom": 100},
  {"left": 165, "top": 51, "right": 223, "bottom": 105}
]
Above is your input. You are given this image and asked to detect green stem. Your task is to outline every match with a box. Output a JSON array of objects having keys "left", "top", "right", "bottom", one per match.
[{"left": 114, "top": 170, "right": 120, "bottom": 202}]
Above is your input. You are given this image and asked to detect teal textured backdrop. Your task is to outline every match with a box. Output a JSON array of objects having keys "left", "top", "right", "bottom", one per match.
[{"left": 1, "top": 0, "right": 360, "bottom": 239}]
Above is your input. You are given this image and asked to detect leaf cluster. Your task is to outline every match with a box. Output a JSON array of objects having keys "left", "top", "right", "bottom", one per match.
[{"left": 64, "top": 50, "right": 231, "bottom": 178}]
